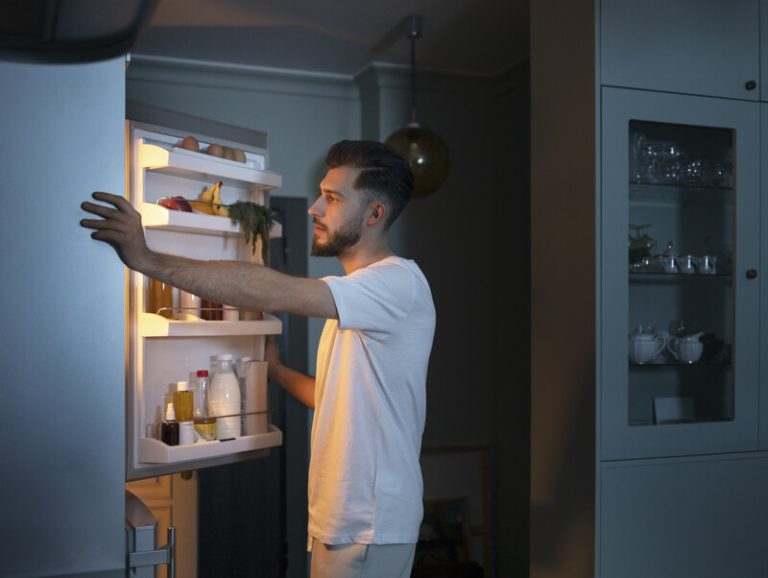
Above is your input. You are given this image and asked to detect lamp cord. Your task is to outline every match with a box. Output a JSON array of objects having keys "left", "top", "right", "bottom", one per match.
[{"left": 410, "top": 32, "right": 417, "bottom": 124}]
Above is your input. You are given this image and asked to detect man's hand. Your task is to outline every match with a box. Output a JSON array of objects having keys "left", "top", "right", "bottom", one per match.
[
  {"left": 80, "top": 192, "right": 151, "bottom": 270},
  {"left": 265, "top": 336, "right": 282, "bottom": 380}
]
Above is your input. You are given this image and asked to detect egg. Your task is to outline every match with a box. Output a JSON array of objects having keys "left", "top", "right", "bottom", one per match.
[
  {"left": 179, "top": 136, "right": 199, "bottom": 151},
  {"left": 206, "top": 143, "right": 224, "bottom": 157},
  {"left": 222, "top": 146, "right": 235, "bottom": 160},
  {"left": 232, "top": 148, "right": 247, "bottom": 163}
]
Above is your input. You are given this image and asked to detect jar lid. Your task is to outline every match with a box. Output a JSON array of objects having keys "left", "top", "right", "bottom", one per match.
[
  {"left": 196, "top": 370, "right": 209, "bottom": 377},
  {"left": 214, "top": 353, "right": 233, "bottom": 361},
  {"left": 176, "top": 380, "right": 189, "bottom": 391}
]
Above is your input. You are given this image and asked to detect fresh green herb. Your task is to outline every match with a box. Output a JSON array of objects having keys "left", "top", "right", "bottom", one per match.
[
  {"left": 628, "top": 223, "right": 655, "bottom": 250},
  {"left": 228, "top": 201, "right": 273, "bottom": 264}
]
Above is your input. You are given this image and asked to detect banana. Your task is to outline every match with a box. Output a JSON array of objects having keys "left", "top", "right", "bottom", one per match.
[
  {"left": 189, "top": 180, "right": 223, "bottom": 215},
  {"left": 212, "top": 184, "right": 229, "bottom": 217}
]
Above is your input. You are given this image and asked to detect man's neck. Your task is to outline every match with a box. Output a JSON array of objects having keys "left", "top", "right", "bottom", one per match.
[{"left": 337, "top": 241, "right": 394, "bottom": 274}]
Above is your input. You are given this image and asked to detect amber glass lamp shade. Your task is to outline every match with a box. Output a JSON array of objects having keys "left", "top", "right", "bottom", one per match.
[{"left": 386, "top": 122, "right": 450, "bottom": 198}]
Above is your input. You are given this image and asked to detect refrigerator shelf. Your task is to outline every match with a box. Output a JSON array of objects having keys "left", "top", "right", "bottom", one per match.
[
  {"left": 139, "top": 143, "right": 283, "bottom": 190},
  {"left": 138, "top": 425, "right": 283, "bottom": 464},
  {"left": 141, "top": 202, "right": 282, "bottom": 238},
  {"left": 139, "top": 312, "right": 283, "bottom": 337}
]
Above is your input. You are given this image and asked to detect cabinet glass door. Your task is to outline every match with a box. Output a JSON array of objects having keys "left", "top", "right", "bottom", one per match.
[{"left": 601, "top": 88, "right": 760, "bottom": 460}]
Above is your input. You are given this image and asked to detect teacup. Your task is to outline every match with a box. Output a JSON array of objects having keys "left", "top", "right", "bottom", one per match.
[
  {"left": 676, "top": 254, "right": 696, "bottom": 274},
  {"left": 695, "top": 255, "right": 717, "bottom": 275},
  {"left": 629, "top": 333, "right": 666, "bottom": 363}
]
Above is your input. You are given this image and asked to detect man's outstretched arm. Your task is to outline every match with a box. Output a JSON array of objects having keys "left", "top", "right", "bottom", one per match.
[
  {"left": 81, "top": 191, "right": 337, "bottom": 320},
  {"left": 265, "top": 337, "right": 316, "bottom": 408}
]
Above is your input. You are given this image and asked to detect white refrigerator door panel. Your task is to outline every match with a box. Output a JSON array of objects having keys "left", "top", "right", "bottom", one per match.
[{"left": 0, "top": 59, "right": 126, "bottom": 577}]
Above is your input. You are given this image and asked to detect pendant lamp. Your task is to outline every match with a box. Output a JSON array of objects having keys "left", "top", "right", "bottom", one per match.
[{"left": 385, "top": 16, "right": 450, "bottom": 198}]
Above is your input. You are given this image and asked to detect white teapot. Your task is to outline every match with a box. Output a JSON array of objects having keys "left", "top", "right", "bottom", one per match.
[
  {"left": 629, "top": 330, "right": 666, "bottom": 364},
  {"left": 667, "top": 331, "right": 704, "bottom": 363}
]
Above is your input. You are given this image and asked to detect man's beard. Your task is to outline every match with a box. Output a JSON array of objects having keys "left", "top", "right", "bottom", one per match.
[{"left": 311, "top": 215, "right": 363, "bottom": 257}]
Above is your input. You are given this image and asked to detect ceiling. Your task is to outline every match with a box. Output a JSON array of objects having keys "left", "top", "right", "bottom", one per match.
[{"left": 131, "top": 0, "right": 529, "bottom": 77}]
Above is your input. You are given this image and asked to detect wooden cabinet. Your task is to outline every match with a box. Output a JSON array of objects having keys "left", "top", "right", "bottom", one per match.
[
  {"left": 600, "top": 456, "right": 768, "bottom": 578},
  {"left": 532, "top": 2, "right": 768, "bottom": 577},
  {"left": 600, "top": 88, "right": 761, "bottom": 459},
  {"left": 600, "top": 0, "right": 760, "bottom": 100}
]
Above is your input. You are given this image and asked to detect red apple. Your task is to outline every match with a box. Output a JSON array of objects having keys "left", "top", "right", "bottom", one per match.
[{"left": 158, "top": 196, "right": 193, "bottom": 212}]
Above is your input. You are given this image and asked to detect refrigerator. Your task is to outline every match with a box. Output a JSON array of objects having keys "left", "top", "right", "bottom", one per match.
[
  {"left": 1, "top": 58, "right": 127, "bottom": 578},
  {"left": 1, "top": 57, "right": 287, "bottom": 577}
]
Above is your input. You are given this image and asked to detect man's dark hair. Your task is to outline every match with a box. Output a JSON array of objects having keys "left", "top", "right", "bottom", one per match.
[{"left": 325, "top": 139, "right": 413, "bottom": 230}]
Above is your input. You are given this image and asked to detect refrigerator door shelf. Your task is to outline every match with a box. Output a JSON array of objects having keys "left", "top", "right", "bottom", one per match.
[
  {"left": 139, "top": 425, "right": 283, "bottom": 464},
  {"left": 141, "top": 202, "right": 282, "bottom": 238},
  {"left": 139, "top": 142, "right": 283, "bottom": 190},
  {"left": 139, "top": 312, "right": 282, "bottom": 337}
]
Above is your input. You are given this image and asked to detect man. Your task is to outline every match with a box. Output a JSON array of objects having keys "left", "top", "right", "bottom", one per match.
[{"left": 81, "top": 139, "right": 436, "bottom": 578}]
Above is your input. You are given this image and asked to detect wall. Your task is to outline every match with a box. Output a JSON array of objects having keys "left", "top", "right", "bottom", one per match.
[
  {"left": 127, "top": 57, "right": 531, "bottom": 577},
  {"left": 492, "top": 62, "right": 531, "bottom": 578},
  {"left": 0, "top": 58, "right": 126, "bottom": 577},
  {"left": 530, "top": 0, "right": 597, "bottom": 575}
]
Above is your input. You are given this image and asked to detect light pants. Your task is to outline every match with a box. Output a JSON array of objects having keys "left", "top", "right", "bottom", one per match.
[{"left": 310, "top": 540, "right": 416, "bottom": 578}]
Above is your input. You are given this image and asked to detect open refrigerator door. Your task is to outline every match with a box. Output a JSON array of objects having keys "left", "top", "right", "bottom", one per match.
[{"left": 126, "top": 118, "right": 284, "bottom": 481}]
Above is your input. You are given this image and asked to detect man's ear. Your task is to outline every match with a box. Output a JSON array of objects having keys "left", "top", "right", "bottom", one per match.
[{"left": 367, "top": 201, "right": 387, "bottom": 226}]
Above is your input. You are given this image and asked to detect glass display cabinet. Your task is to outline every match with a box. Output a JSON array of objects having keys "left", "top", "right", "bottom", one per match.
[{"left": 601, "top": 87, "right": 761, "bottom": 460}]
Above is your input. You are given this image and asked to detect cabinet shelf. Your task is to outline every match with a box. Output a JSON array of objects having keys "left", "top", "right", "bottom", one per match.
[
  {"left": 138, "top": 425, "right": 283, "bottom": 464},
  {"left": 629, "top": 271, "right": 731, "bottom": 282},
  {"left": 630, "top": 180, "right": 732, "bottom": 192},
  {"left": 139, "top": 312, "right": 282, "bottom": 337},
  {"left": 139, "top": 143, "right": 282, "bottom": 190},
  {"left": 629, "top": 360, "right": 731, "bottom": 368},
  {"left": 141, "top": 202, "right": 282, "bottom": 238}
]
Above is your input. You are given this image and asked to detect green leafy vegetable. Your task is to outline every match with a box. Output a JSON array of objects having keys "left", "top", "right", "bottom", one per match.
[{"left": 228, "top": 201, "right": 273, "bottom": 264}]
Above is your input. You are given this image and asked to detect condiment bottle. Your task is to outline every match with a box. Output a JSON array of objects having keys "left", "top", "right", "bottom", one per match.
[
  {"left": 147, "top": 278, "right": 174, "bottom": 319},
  {"left": 193, "top": 370, "right": 217, "bottom": 441},
  {"left": 208, "top": 354, "right": 241, "bottom": 440},
  {"left": 173, "top": 380, "right": 194, "bottom": 422},
  {"left": 160, "top": 402, "right": 179, "bottom": 446},
  {"left": 180, "top": 291, "right": 202, "bottom": 319},
  {"left": 173, "top": 381, "right": 194, "bottom": 445}
]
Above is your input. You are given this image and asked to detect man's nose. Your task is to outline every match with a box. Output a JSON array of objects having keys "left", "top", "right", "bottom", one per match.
[{"left": 308, "top": 197, "right": 324, "bottom": 217}]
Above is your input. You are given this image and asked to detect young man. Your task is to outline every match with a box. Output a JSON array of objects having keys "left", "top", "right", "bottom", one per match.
[{"left": 81, "top": 139, "right": 436, "bottom": 578}]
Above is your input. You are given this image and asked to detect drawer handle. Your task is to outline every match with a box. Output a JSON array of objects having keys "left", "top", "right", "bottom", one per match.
[
  {"left": 745, "top": 80, "right": 757, "bottom": 91},
  {"left": 746, "top": 269, "right": 758, "bottom": 279}
]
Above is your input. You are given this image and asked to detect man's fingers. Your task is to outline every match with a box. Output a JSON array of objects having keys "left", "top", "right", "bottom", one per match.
[
  {"left": 90, "top": 230, "right": 122, "bottom": 243},
  {"left": 88, "top": 192, "right": 140, "bottom": 217},
  {"left": 80, "top": 218, "right": 125, "bottom": 231},
  {"left": 81, "top": 201, "right": 123, "bottom": 220},
  {"left": 92, "top": 191, "right": 131, "bottom": 209}
]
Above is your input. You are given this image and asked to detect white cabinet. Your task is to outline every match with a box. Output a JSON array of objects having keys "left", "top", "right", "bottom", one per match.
[{"left": 126, "top": 121, "right": 284, "bottom": 480}]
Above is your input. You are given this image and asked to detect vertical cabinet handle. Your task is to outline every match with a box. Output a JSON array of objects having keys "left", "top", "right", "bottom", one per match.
[
  {"left": 746, "top": 269, "right": 758, "bottom": 279},
  {"left": 745, "top": 80, "right": 757, "bottom": 91}
]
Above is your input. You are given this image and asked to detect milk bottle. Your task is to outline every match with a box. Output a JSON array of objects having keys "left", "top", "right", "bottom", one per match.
[{"left": 208, "top": 354, "right": 241, "bottom": 440}]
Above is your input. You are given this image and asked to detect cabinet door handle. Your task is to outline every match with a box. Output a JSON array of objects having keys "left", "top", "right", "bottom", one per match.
[
  {"left": 745, "top": 80, "right": 757, "bottom": 91},
  {"left": 746, "top": 269, "right": 758, "bottom": 279}
]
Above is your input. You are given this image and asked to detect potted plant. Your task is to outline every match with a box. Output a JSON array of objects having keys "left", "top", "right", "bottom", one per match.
[{"left": 628, "top": 224, "right": 656, "bottom": 263}]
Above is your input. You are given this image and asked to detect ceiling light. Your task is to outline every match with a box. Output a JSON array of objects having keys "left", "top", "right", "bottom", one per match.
[{"left": 385, "top": 15, "right": 450, "bottom": 198}]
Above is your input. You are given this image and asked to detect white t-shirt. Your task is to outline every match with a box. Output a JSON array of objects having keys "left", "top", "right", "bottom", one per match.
[{"left": 309, "top": 255, "right": 436, "bottom": 546}]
